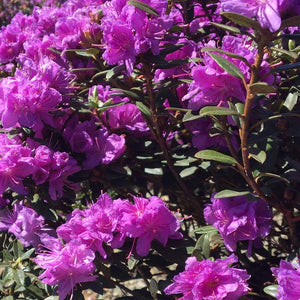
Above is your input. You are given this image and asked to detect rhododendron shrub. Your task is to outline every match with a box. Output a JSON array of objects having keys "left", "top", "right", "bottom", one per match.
[{"left": 0, "top": 0, "right": 299, "bottom": 299}]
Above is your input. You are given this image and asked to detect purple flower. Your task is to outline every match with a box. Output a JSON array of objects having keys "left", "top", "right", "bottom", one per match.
[
  {"left": 271, "top": 258, "right": 300, "bottom": 300},
  {"left": 0, "top": 202, "right": 45, "bottom": 247},
  {"left": 32, "top": 145, "right": 80, "bottom": 200},
  {"left": 116, "top": 196, "right": 182, "bottom": 256},
  {"left": 57, "top": 193, "right": 119, "bottom": 258},
  {"left": 102, "top": 22, "right": 136, "bottom": 66},
  {"left": 220, "top": 0, "right": 288, "bottom": 32},
  {"left": 35, "top": 238, "right": 97, "bottom": 300},
  {"left": 164, "top": 254, "right": 250, "bottom": 300},
  {"left": 204, "top": 195, "right": 273, "bottom": 254},
  {"left": 0, "top": 135, "right": 35, "bottom": 195},
  {"left": 63, "top": 116, "right": 126, "bottom": 169}
]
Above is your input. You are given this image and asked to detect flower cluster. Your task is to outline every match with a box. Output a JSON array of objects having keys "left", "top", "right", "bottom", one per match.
[
  {"left": 164, "top": 254, "right": 250, "bottom": 300},
  {"left": 271, "top": 258, "right": 300, "bottom": 300},
  {"left": 204, "top": 195, "right": 273, "bottom": 255}
]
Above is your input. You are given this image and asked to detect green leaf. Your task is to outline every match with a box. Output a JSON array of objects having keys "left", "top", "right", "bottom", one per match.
[
  {"left": 14, "top": 269, "right": 25, "bottom": 286},
  {"left": 280, "top": 15, "right": 300, "bottom": 30},
  {"left": 144, "top": 167, "right": 163, "bottom": 175},
  {"left": 250, "top": 82, "right": 277, "bottom": 94},
  {"left": 105, "top": 65, "right": 126, "bottom": 80},
  {"left": 270, "top": 47, "right": 298, "bottom": 60},
  {"left": 179, "top": 166, "right": 198, "bottom": 178},
  {"left": 195, "top": 150, "right": 238, "bottom": 165},
  {"left": 202, "top": 47, "right": 250, "bottom": 67},
  {"left": 271, "top": 62, "right": 300, "bottom": 72},
  {"left": 263, "top": 285, "right": 278, "bottom": 298},
  {"left": 70, "top": 48, "right": 100, "bottom": 57},
  {"left": 221, "top": 12, "right": 261, "bottom": 31},
  {"left": 194, "top": 225, "right": 218, "bottom": 235},
  {"left": 206, "top": 53, "right": 245, "bottom": 80},
  {"left": 149, "top": 278, "right": 158, "bottom": 299},
  {"left": 27, "top": 284, "right": 46, "bottom": 298},
  {"left": 20, "top": 248, "right": 35, "bottom": 261},
  {"left": 214, "top": 190, "right": 250, "bottom": 198},
  {"left": 13, "top": 240, "right": 23, "bottom": 258},
  {"left": 111, "top": 88, "right": 140, "bottom": 99},
  {"left": 155, "top": 58, "right": 189, "bottom": 69},
  {"left": 210, "top": 22, "right": 241, "bottom": 34},
  {"left": 199, "top": 106, "right": 240, "bottom": 117},
  {"left": 135, "top": 101, "right": 152, "bottom": 116},
  {"left": 127, "top": 0, "right": 159, "bottom": 16},
  {"left": 249, "top": 148, "right": 267, "bottom": 164},
  {"left": 284, "top": 93, "right": 299, "bottom": 111},
  {"left": 182, "top": 110, "right": 202, "bottom": 122}
]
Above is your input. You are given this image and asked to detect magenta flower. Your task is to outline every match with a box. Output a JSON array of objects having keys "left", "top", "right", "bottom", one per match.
[
  {"left": 0, "top": 136, "right": 35, "bottom": 195},
  {"left": 0, "top": 202, "right": 45, "bottom": 247},
  {"left": 116, "top": 196, "right": 183, "bottom": 256},
  {"left": 35, "top": 238, "right": 97, "bottom": 300},
  {"left": 271, "top": 258, "right": 300, "bottom": 300},
  {"left": 204, "top": 195, "right": 273, "bottom": 254},
  {"left": 164, "top": 254, "right": 250, "bottom": 300},
  {"left": 220, "top": 0, "right": 287, "bottom": 32}
]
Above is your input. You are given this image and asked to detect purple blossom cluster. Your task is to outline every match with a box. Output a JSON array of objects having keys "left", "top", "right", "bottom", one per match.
[
  {"left": 0, "top": 193, "right": 181, "bottom": 299},
  {"left": 220, "top": 0, "right": 300, "bottom": 32},
  {"left": 271, "top": 258, "right": 300, "bottom": 300},
  {"left": 204, "top": 195, "right": 273, "bottom": 255},
  {"left": 0, "top": 201, "right": 47, "bottom": 247},
  {"left": 164, "top": 254, "right": 250, "bottom": 300},
  {"left": 33, "top": 193, "right": 181, "bottom": 298}
]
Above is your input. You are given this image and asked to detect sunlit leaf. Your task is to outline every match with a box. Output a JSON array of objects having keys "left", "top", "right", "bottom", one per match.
[
  {"left": 214, "top": 190, "right": 250, "bottom": 198},
  {"left": 263, "top": 285, "right": 278, "bottom": 298},
  {"left": 128, "top": 0, "right": 159, "bottom": 16},
  {"left": 206, "top": 53, "right": 245, "bottom": 80},
  {"left": 195, "top": 150, "right": 238, "bottom": 165},
  {"left": 199, "top": 106, "right": 240, "bottom": 117}
]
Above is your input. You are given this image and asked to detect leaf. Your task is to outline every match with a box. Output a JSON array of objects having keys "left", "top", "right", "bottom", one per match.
[
  {"left": 195, "top": 150, "right": 238, "bottom": 165},
  {"left": 280, "top": 15, "right": 300, "bottom": 30},
  {"left": 14, "top": 269, "right": 25, "bottom": 286},
  {"left": 194, "top": 225, "right": 219, "bottom": 235},
  {"left": 136, "top": 101, "right": 152, "bottom": 116},
  {"left": 20, "top": 248, "right": 35, "bottom": 261},
  {"left": 144, "top": 167, "right": 163, "bottom": 175},
  {"left": 202, "top": 47, "right": 250, "bottom": 67},
  {"left": 182, "top": 110, "right": 202, "bottom": 122},
  {"left": 206, "top": 53, "right": 245, "bottom": 80},
  {"left": 250, "top": 82, "right": 277, "bottom": 95},
  {"left": 179, "top": 166, "right": 198, "bottom": 178},
  {"left": 127, "top": 0, "right": 159, "bottom": 16},
  {"left": 284, "top": 93, "right": 299, "bottom": 111},
  {"left": 155, "top": 58, "right": 189, "bottom": 69},
  {"left": 73, "top": 48, "right": 99, "bottom": 57},
  {"left": 221, "top": 12, "right": 261, "bottom": 31},
  {"left": 214, "top": 190, "right": 250, "bottom": 198},
  {"left": 199, "top": 106, "right": 240, "bottom": 117},
  {"left": 106, "top": 65, "right": 126, "bottom": 80},
  {"left": 210, "top": 22, "right": 241, "bottom": 34},
  {"left": 149, "top": 278, "right": 158, "bottom": 299},
  {"left": 263, "top": 285, "right": 278, "bottom": 298},
  {"left": 111, "top": 88, "right": 140, "bottom": 99},
  {"left": 270, "top": 47, "right": 298, "bottom": 60}
]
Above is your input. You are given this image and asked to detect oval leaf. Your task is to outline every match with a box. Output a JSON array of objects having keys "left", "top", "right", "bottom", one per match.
[
  {"left": 210, "top": 22, "right": 241, "bottom": 34},
  {"left": 207, "top": 53, "right": 245, "bottom": 80},
  {"left": 263, "top": 285, "right": 278, "bottom": 298},
  {"left": 214, "top": 189, "right": 250, "bottom": 198},
  {"left": 195, "top": 150, "right": 238, "bottom": 165},
  {"left": 127, "top": 0, "right": 159, "bottom": 16},
  {"left": 221, "top": 12, "right": 261, "bottom": 31},
  {"left": 202, "top": 47, "right": 251, "bottom": 67},
  {"left": 199, "top": 106, "right": 240, "bottom": 117},
  {"left": 194, "top": 225, "right": 218, "bottom": 235},
  {"left": 250, "top": 82, "right": 277, "bottom": 94},
  {"left": 136, "top": 101, "right": 152, "bottom": 116}
]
